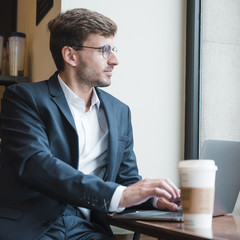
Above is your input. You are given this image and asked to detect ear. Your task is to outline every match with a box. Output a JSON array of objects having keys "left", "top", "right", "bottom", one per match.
[{"left": 62, "top": 46, "right": 77, "bottom": 67}]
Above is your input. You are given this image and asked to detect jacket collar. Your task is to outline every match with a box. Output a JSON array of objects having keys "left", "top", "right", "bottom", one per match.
[{"left": 48, "top": 71, "right": 63, "bottom": 97}]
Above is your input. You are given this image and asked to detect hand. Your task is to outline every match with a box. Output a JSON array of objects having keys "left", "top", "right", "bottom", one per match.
[{"left": 119, "top": 178, "right": 180, "bottom": 208}]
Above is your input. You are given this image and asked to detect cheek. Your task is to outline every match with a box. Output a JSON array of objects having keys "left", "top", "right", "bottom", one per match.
[
  {"left": 91, "top": 62, "right": 105, "bottom": 74},
  {"left": 78, "top": 54, "right": 106, "bottom": 76},
  {"left": 83, "top": 65, "right": 101, "bottom": 79}
]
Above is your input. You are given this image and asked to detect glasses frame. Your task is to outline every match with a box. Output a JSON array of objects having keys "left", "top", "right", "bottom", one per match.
[{"left": 70, "top": 44, "right": 117, "bottom": 59}]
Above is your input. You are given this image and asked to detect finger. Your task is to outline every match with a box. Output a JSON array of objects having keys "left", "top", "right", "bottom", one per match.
[
  {"left": 160, "top": 180, "right": 177, "bottom": 199},
  {"left": 139, "top": 178, "right": 180, "bottom": 199},
  {"left": 158, "top": 180, "right": 180, "bottom": 199},
  {"left": 141, "top": 179, "right": 179, "bottom": 194},
  {"left": 172, "top": 197, "right": 182, "bottom": 207},
  {"left": 155, "top": 188, "right": 172, "bottom": 199},
  {"left": 133, "top": 186, "right": 172, "bottom": 201},
  {"left": 157, "top": 197, "right": 178, "bottom": 211},
  {"left": 164, "top": 178, "right": 181, "bottom": 198}
]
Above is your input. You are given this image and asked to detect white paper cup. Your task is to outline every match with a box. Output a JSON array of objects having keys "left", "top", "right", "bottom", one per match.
[
  {"left": 8, "top": 32, "right": 26, "bottom": 76},
  {"left": 0, "top": 32, "right": 3, "bottom": 75},
  {"left": 179, "top": 160, "right": 217, "bottom": 229}
]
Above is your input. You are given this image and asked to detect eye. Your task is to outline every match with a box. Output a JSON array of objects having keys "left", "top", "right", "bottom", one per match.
[
  {"left": 103, "top": 45, "right": 111, "bottom": 53},
  {"left": 102, "top": 45, "right": 111, "bottom": 58}
]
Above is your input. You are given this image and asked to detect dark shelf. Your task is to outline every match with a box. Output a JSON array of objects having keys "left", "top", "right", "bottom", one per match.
[{"left": 0, "top": 75, "right": 28, "bottom": 86}]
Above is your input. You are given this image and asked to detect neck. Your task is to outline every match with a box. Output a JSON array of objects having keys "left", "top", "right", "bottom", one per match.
[{"left": 59, "top": 71, "right": 93, "bottom": 111}]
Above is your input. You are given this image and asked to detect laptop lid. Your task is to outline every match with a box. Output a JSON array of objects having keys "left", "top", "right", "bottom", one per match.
[{"left": 200, "top": 139, "right": 240, "bottom": 216}]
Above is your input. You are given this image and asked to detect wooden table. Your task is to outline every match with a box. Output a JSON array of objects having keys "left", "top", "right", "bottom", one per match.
[{"left": 109, "top": 215, "right": 240, "bottom": 240}]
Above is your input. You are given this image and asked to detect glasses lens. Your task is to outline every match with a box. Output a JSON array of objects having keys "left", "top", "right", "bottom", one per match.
[
  {"left": 102, "top": 45, "right": 111, "bottom": 58},
  {"left": 112, "top": 47, "right": 118, "bottom": 53}
]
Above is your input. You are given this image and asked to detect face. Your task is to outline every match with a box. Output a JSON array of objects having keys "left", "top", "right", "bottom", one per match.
[{"left": 74, "top": 33, "right": 119, "bottom": 88}]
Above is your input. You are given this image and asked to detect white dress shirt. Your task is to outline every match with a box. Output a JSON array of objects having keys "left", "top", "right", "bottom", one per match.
[{"left": 58, "top": 76, "right": 125, "bottom": 219}]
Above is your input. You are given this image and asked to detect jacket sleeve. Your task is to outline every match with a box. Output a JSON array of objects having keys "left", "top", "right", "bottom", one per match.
[{"left": 1, "top": 84, "right": 119, "bottom": 212}]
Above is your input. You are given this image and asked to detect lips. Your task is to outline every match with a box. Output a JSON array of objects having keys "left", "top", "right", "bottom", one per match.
[
  {"left": 105, "top": 70, "right": 113, "bottom": 76},
  {"left": 104, "top": 68, "right": 113, "bottom": 76}
]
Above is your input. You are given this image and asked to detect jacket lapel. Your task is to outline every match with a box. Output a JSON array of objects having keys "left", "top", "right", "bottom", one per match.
[
  {"left": 47, "top": 72, "right": 76, "bottom": 131},
  {"left": 96, "top": 88, "right": 118, "bottom": 181}
]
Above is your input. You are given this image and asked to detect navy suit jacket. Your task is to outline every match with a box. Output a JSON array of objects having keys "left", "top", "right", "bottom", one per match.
[{"left": 0, "top": 72, "right": 144, "bottom": 240}]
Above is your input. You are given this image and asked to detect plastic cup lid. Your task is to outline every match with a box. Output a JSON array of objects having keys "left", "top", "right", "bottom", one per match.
[
  {"left": 8, "top": 32, "right": 26, "bottom": 38},
  {"left": 179, "top": 159, "right": 217, "bottom": 171}
]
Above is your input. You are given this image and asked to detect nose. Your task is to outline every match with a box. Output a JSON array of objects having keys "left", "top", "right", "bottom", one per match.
[{"left": 107, "top": 51, "right": 119, "bottom": 66}]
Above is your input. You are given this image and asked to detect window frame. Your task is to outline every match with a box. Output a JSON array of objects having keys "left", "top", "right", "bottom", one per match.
[{"left": 184, "top": 0, "right": 201, "bottom": 159}]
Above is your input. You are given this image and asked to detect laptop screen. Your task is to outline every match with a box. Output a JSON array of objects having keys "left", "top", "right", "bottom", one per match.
[{"left": 200, "top": 139, "right": 240, "bottom": 216}]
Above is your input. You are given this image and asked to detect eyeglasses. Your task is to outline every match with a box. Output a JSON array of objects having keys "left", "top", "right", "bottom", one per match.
[{"left": 71, "top": 44, "right": 118, "bottom": 59}]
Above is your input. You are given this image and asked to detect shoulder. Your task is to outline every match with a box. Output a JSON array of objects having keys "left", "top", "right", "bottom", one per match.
[
  {"left": 96, "top": 88, "right": 129, "bottom": 109},
  {"left": 3, "top": 81, "right": 49, "bottom": 104},
  {"left": 6, "top": 80, "right": 48, "bottom": 93},
  {"left": 4, "top": 72, "right": 58, "bottom": 98}
]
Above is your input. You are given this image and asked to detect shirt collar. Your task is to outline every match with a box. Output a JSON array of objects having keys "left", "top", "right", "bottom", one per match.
[{"left": 58, "top": 74, "right": 101, "bottom": 110}]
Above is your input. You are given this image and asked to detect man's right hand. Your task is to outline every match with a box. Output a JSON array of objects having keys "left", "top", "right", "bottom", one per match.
[{"left": 119, "top": 178, "right": 181, "bottom": 211}]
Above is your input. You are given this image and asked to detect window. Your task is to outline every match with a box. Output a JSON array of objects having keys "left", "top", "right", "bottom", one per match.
[{"left": 185, "top": 0, "right": 240, "bottom": 215}]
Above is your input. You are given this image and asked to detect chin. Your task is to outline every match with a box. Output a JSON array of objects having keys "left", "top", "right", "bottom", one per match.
[{"left": 96, "top": 79, "right": 111, "bottom": 88}]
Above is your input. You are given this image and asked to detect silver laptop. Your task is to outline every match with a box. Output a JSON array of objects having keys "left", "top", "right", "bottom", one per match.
[
  {"left": 111, "top": 139, "right": 240, "bottom": 221},
  {"left": 110, "top": 209, "right": 183, "bottom": 221},
  {"left": 200, "top": 139, "right": 240, "bottom": 216}
]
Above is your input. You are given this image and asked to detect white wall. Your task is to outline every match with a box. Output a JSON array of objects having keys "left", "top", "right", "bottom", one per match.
[
  {"left": 17, "top": 0, "right": 186, "bottom": 184},
  {"left": 62, "top": 0, "right": 186, "bottom": 183}
]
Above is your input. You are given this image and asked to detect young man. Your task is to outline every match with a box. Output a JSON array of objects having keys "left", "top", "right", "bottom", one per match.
[{"left": 0, "top": 8, "right": 180, "bottom": 240}]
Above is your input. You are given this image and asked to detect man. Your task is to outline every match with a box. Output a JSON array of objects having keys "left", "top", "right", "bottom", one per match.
[{"left": 0, "top": 8, "right": 180, "bottom": 240}]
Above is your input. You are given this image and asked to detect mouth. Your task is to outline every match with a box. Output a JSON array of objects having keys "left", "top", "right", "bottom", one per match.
[{"left": 104, "top": 69, "right": 113, "bottom": 76}]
